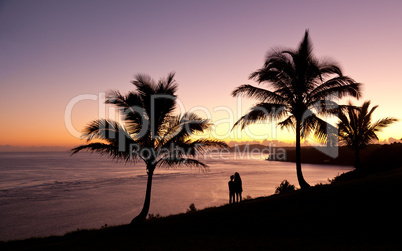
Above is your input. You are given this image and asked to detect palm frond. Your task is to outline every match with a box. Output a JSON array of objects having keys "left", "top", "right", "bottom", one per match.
[
  {"left": 371, "top": 117, "right": 399, "bottom": 132},
  {"left": 159, "top": 138, "right": 228, "bottom": 161},
  {"left": 326, "top": 104, "right": 357, "bottom": 116},
  {"left": 301, "top": 112, "right": 337, "bottom": 143},
  {"left": 277, "top": 115, "right": 295, "bottom": 131},
  {"left": 157, "top": 113, "right": 212, "bottom": 149},
  {"left": 298, "top": 30, "right": 313, "bottom": 58},
  {"left": 157, "top": 157, "right": 209, "bottom": 172},
  {"left": 250, "top": 50, "right": 295, "bottom": 95},
  {"left": 188, "top": 139, "right": 229, "bottom": 153},
  {"left": 308, "top": 77, "right": 361, "bottom": 104},
  {"left": 318, "top": 101, "right": 344, "bottom": 120},
  {"left": 231, "top": 84, "right": 287, "bottom": 104},
  {"left": 118, "top": 72, "right": 179, "bottom": 141},
  {"left": 233, "top": 103, "right": 287, "bottom": 130},
  {"left": 317, "top": 60, "right": 343, "bottom": 77},
  {"left": 106, "top": 91, "right": 149, "bottom": 135},
  {"left": 106, "top": 90, "right": 142, "bottom": 111},
  {"left": 70, "top": 142, "right": 137, "bottom": 163},
  {"left": 148, "top": 73, "right": 178, "bottom": 138},
  {"left": 81, "top": 119, "right": 132, "bottom": 143},
  {"left": 180, "top": 113, "right": 211, "bottom": 135},
  {"left": 156, "top": 72, "right": 178, "bottom": 94},
  {"left": 132, "top": 74, "right": 156, "bottom": 98}
]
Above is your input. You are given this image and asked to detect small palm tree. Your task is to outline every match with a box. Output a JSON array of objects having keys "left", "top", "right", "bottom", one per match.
[
  {"left": 232, "top": 30, "right": 361, "bottom": 189},
  {"left": 337, "top": 101, "right": 398, "bottom": 169},
  {"left": 71, "top": 72, "right": 227, "bottom": 224}
]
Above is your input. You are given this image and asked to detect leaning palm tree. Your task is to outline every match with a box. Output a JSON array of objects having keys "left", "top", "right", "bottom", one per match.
[
  {"left": 232, "top": 30, "right": 361, "bottom": 189},
  {"left": 336, "top": 101, "right": 398, "bottom": 169},
  {"left": 71, "top": 72, "right": 227, "bottom": 224}
]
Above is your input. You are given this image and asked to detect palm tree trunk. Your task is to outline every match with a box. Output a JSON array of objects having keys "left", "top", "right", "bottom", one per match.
[
  {"left": 354, "top": 147, "right": 360, "bottom": 170},
  {"left": 296, "top": 121, "right": 311, "bottom": 189},
  {"left": 130, "top": 165, "right": 154, "bottom": 225}
]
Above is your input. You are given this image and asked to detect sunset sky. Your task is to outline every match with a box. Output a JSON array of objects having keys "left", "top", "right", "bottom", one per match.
[{"left": 1, "top": 0, "right": 401, "bottom": 149}]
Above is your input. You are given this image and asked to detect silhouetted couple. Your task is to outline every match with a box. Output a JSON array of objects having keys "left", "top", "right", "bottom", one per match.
[{"left": 228, "top": 172, "right": 242, "bottom": 204}]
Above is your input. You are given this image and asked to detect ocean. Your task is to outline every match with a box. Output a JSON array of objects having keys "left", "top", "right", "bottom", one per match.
[{"left": 0, "top": 151, "right": 352, "bottom": 241}]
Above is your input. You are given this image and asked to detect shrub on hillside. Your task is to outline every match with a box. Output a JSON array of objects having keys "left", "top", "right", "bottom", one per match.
[
  {"left": 187, "top": 203, "right": 197, "bottom": 213},
  {"left": 148, "top": 213, "right": 162, "bottom": 219},
  {"left": 275, "top": 180, "right": 296, "bottom": 195}
]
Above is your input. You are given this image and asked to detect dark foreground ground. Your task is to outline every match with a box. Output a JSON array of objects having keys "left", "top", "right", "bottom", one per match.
[{"left": 2, "top": 167, "right": 402, "bottom": 250}]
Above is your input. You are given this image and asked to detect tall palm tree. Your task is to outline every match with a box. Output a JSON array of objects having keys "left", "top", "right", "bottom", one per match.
[
  {"left": 71, "top": 72, "right": 227, "bottom": 224},
  {"left": 337, "top": 101, "right": 398, "bottom": 169},
  {"left": 232, "top": 30, "right": 361, "bottom": 189}
]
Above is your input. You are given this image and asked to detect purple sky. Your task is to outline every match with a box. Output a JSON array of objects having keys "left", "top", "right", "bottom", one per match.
[{"left": 1, "top": 0, "right": 401, "bottom": 147}]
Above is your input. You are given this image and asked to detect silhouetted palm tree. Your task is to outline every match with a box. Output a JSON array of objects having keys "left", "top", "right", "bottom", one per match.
[
  {"left": 71, "top": 73, "right": 227, "bottom": 224},
  {"left": 336, "top": 101, "right": 398, "bottom": 169},
  {"left": 232, "top": 30, "right": 361, "bottom": 189}
]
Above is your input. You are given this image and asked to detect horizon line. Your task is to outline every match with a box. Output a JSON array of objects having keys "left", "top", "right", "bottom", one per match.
[{"left": 1, "top": 138, "right": 401, "bottom": 152}]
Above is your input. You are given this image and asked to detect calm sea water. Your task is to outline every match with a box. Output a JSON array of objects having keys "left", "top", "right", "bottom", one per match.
[{"left": 0, "top": 151, "right": 352, "bottom": 241}]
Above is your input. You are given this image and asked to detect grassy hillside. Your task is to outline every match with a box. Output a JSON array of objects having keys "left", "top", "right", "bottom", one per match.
[{"left": 2, "top": 167, "right": 402, "bottom": 250}]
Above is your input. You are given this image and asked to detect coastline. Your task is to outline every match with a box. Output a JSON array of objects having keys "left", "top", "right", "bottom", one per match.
[
  {"left": 264, "top": 143, "right": 402, "bottom": 170},
  {"left": 0, "top": 153, "right": 349, "bottom": 241}
]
